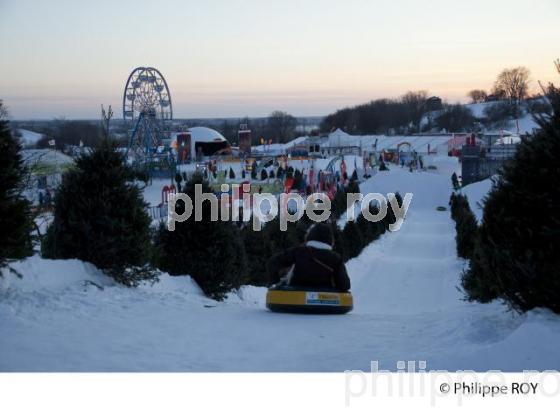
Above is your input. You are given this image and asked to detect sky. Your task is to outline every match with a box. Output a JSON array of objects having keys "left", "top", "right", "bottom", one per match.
[{"left": 1, "top": 0, "right": 559, "bottom": 119}]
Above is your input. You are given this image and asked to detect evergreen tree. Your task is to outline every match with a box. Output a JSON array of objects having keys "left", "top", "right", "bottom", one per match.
[
  {"left": 449, "top": 193, "right": 478, "bottom": 259},
  {"left": 330, "top": 220, "right": 347, "bottom": 261},
  {"left": 331, "top": 187, "right": 347, "bottom": 218},
  {"left": 269, "top": 169, "right": 275, "bottom": 179},
  {"left": 462, "top": 63, "right": 560, "bottom": 313},
  {"left": 260, "top": 168, "right": 268, "bottom": 181},
  {"left": 293, "top": 169, "right": 303, "bottom": 190},
  {"left": 42, "top": 138, "right": 153, "bottom": 285},
  {"left": 251, "top": 166, "right": 257, "bottom": 180},
  {"left": 262, "top": 216, "right": 301, "bottom": 256},
  {"left": 456, "top": 203, "right": 478, "bottom": 259},
  {"left": 175, "top": 173, "right": 183, "bottom": 192},
  {"left": 384, "top": 192, "right": 403, "bottom": 230},
  {"left": 342, "top": 220, "right": 364, "bottom": 259},
  {"left": 155, "top": 173, "right": 248, "bottom": 300},
  {"left": 242, "top": 220, "right": 272, "bottom": 286},
  {"left": 229, "top": 167, "right": 235, "bottom": 179},
  {"left": 368, "top": 204, "right": 386, "bottom": 241},
  {"left": 356, "top": 213, "right": 375, "bottom": 245},
  {"left": 346, "top": 179, "right": 360, "bottom": 195},
  {"left": 350, "top": 169, "right": 358, "bottom": 182},
  {"left": 0, "top": 101, "right": 33, "bottom": 273},
  {"left": 451, "top": 172, "right": 460, "bottom": 190}
]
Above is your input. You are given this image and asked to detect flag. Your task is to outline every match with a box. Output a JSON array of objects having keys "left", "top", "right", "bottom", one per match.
[{"left": 48, "top": 139, "right": 56, "bottom": 146}]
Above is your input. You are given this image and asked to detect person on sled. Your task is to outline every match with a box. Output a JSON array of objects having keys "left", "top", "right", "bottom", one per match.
[{"left": 267, "top": 223, "right": 351, "bottom": 291}]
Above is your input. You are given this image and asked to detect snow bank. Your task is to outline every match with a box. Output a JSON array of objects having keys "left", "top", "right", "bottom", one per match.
[
  {"left": 139, "top": 272, "right": 204, "bottom": 296},
  {"left": 462, "top": 178, "right": 494, "bottom": 222},
  {"left": 1, "top": 255, "right": 205, "bottom": 297},
  {"left": 1, "top": 255, "right": 112, "bottom": 292},
  {"left": 432, "top": 308, "right": 560, "bottom": 371},
  {"left": 226, "top": 285, "right": 268, "bottom": 308}
]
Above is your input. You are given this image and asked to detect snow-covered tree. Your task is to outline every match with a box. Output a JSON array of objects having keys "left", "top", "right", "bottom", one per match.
[{"left": 42, "top": 138, "right": 153, "bottom": 285}]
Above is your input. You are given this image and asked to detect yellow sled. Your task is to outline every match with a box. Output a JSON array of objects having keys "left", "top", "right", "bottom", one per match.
[{"left": 266, "top": 285, "right": 353, "bottom": 314}]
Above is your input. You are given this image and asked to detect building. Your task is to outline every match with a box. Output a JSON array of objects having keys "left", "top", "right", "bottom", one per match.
[{"left": 173, "top": 127, "right": 231, "bottom": 161}]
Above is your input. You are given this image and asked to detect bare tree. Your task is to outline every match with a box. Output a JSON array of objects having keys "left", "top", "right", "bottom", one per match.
[
  {"left": 401, "top": 90, "right": 429, "bottom": 132},
  {"left": 494, "top": 67, "right": 530, "bottom": 106},
  {"left": 467, "top": 89, "right": 488, "bottom": 104},
  {"left": 266, "top": 111, "right": 297, "bottom": 143}
]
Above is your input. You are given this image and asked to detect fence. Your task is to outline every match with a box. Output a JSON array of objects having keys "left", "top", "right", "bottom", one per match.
[
  {"left": 461, "top": 144, "right": 517, "bottom": 185},
  {"left": 147, "top": 205, "right": 168, "bottom": 222}
]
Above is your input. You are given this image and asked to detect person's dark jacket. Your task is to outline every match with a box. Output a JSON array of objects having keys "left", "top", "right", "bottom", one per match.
[{"left": 267, "top": 241, "right": 350, "bottom": 291}]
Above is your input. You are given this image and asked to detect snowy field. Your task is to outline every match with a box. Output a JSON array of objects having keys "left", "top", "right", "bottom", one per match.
[{"left": 1, "top": 168, "right": 559, "bottom": 371}]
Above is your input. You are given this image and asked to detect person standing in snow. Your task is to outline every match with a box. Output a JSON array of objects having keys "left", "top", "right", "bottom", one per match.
[{"left": 267, "top": 223, "right": 350, "bottom": 291}]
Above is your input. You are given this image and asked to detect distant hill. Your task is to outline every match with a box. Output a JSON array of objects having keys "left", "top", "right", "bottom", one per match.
[{"left": 423, "top": 100, "right": 543, "bottom": 135}]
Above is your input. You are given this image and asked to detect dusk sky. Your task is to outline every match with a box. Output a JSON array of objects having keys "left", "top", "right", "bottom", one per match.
[{"left": 1, "top": 0, "right": 559, "bottom": 119}]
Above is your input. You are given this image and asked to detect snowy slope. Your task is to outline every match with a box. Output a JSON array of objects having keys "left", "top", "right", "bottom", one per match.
[
  {"left": 1, "top": 169, "right": 559, "bottom": 371},
  {"left": 461, "top": 178, "right": 494, "bottom": 222},
  {"left": 466, "top": 101, "right": 540, "bottom": 134},
  {"left": 423, "top": 101, "right": 540, "bottom": 134},
  {"left": 18, "top": 129, "right": 43, "bottom": 147}
]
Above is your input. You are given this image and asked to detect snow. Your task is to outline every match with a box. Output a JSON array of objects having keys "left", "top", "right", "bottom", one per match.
[
  {"left": 18, "top": 129, "right": 43, "bottom": 147},
  {"left": 21, "top": 148, "right": 74, "bottom": 166},
  {"left": 325, "top": 131, "right": 453, "bottom": 155},
  {"left": 461, "top": 178, "right": 494, "bottom": 223},
  {"left": 495, "top": 135, "right": 522, "bottom": 145},
  {"left": 142, "top": 179, "right": 173, "bottom": 206},
  {"left": 466, "top": 101, "right": 540, "bottom": 134},
  {"left": 0, "top": 255, "right": 113, "bottom": 293},
  {"left": 421, "top": 101, "right": 541, "bottom": 136},
  {"left": 465, "top": 102, "right": 494, "bottom": 119},
  {"left": 422, "top": 154, "right": 461, "bottom": 176},
  {"left": 1, "top": 166, "right": 559, "bottom": 371}
]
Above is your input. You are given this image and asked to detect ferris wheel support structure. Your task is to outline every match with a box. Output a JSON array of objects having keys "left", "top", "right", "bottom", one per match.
[{"left": 122, "top": 67, "right": 173, "bottom": 166}]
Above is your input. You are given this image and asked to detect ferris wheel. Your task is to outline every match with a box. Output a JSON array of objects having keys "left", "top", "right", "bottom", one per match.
[{"left": 123, "top": 67, "right": 173, "bottom": 164}]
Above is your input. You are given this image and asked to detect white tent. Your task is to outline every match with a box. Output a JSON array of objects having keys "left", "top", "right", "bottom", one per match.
[{"left": 326, "top": 129, "right": 356, "bottom": 147}]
